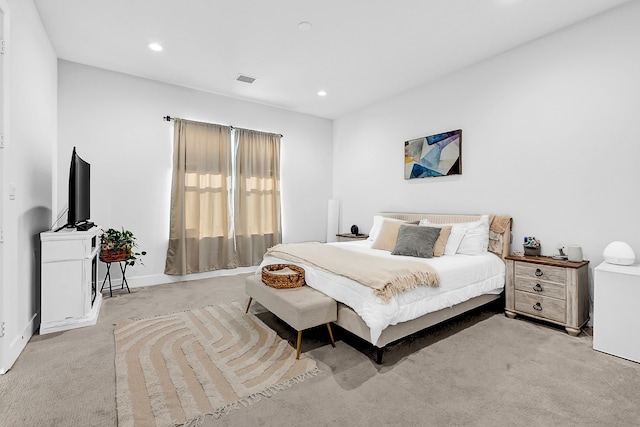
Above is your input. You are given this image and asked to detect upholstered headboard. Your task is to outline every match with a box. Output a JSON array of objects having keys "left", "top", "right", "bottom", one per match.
[{"left": 378, "top": 213, "right": 513, "bottom": 259}]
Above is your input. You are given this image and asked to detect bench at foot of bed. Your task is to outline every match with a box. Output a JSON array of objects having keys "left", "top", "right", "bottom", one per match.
[{"left": 245, "top": 274, "right": 337, "bottom": 359}]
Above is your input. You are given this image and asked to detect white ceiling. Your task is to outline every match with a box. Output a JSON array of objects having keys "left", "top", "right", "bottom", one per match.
[{"left": 34, "top": 0, "right": 630, "bottom": 119}]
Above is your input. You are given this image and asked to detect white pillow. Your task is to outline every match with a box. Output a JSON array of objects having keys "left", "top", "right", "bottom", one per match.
[
  {"left": 420, "top": 216, "right": 489, "bottom": 255},
  {"left": 444, "top": 226, "right": 467, "bottom": 255},
  {"left": 456, "top": 215, "right": 490, "bottom": 255},
  {"left": 368, "top": 216, "right": 405, "bottom": 241}
]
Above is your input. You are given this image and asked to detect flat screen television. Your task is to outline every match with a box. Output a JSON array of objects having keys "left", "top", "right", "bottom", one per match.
[{"left": 56, "top": 147, "right": 94, "bottom": 231}]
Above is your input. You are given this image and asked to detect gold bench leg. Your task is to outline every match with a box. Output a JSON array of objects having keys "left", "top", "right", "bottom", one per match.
[
  {"left": 296, "top": 324, "right": 335, "bottom": 359},
  {"left": 245, "top": 297, "right": 252, "bottom": 314},
  {"left": 296, "top": 330, "right": 302, "bottom": 359},
  {"left": 326, "top": 323, "right": 336, "bottom": 348}
]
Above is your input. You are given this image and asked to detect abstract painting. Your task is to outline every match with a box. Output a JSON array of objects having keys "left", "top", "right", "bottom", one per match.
[{"left": 404, "top": 129, "right": 462, "bottom": 179}]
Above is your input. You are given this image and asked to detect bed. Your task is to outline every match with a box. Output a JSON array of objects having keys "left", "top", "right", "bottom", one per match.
[{"left": 260, "top": 212, "right": 512, "bottom": 363}]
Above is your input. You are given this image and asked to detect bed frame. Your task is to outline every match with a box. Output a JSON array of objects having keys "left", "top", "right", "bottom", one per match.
[{"left": 333, "top": 213, "right": 512, "bottom": 364}]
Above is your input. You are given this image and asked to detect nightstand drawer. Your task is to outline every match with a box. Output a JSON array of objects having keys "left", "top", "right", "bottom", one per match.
[
  {"left": 514, "top": 278, "right": 566, "bottom": 300},
  {"left": 515, "top": 262, "right": 565, "bottom": 284},
  {"left": 515, "top": 291, "right": 566, "bottom": 323}
]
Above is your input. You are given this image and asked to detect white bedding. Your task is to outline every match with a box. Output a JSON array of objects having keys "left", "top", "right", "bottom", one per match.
[{"left": 258, "top": 240, "right": 505, "bottom": 345}]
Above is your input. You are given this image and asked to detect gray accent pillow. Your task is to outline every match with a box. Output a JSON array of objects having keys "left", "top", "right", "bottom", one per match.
[{"left": 391, "top": 224, "right": 441, "bottom": 258}]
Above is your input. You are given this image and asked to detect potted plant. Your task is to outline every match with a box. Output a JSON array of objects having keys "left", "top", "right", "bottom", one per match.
[{"left": 100, "top": 227, "right": 147, "bottom": 266}]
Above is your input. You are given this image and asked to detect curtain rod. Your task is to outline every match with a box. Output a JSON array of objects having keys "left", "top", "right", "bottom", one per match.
[{"left": 163, "top": 116, "right": 283, "bottom": 138}]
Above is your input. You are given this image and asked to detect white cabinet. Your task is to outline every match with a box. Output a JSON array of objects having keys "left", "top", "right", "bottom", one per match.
[
  {"left": 40, "top": 227, "right": 102, "bottom": 334},
  {"left": 593, "top": 262, "right": 640, "bottom": 363}
]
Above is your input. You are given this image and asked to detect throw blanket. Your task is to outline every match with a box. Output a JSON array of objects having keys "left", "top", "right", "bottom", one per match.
[
  {"left": 266, "top": 242, "right": 440, "bottom": 303},
  {"left": 489, "top": 214, "right": 512, "bottom": 234}
]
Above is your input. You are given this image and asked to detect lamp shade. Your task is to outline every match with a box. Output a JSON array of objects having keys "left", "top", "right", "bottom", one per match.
[{"left": 603, "top": 241, "right": 636, "bottom": 265}]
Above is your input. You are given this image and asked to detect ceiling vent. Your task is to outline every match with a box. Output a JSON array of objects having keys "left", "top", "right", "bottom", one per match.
[{"left": 236, "top": 74, "right": 256, "bottom": 84}]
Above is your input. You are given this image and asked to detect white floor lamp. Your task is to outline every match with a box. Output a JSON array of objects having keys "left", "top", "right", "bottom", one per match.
[{"left": 326, "top": 199, "right": 340, "bottom": 243}]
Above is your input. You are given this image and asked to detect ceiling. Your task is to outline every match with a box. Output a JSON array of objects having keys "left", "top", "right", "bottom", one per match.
[{"left": 34, "top": 0, "right": 630, "bottom": 119}]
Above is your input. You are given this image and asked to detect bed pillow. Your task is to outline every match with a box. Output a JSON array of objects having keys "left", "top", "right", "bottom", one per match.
[
  {"left": 371, "top": 219, "right": 408, "bottom": 251},
  {"left": 420, "top": 218, "right": 480, "bottom": 256},
  {"left": 391, "top": 224, "right": 441, "bottom": 258},
  {"left": 456, "top": 215, "right": 489, "bottom": 255},
  {"left": 444, "top": 226, "right": 467, "bottom": 255},
  {"left": 425, "top": 225, "right": 452, "bottom": 257},
  {"left": 367, "top": 216, "right": 405, "bottom": 241}
]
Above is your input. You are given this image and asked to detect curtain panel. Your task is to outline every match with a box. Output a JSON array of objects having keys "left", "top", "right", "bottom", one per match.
[
  {"left": 234, "top": 129, "right": 282, "bottom": 266},
  {"left": 165, "top": 120, "right": 282, "bottom": 275},
  {"left": 165, "top": 119, "right": 236, "bottom": 275}
]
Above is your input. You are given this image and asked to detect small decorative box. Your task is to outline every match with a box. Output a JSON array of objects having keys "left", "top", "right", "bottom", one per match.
[{"left": 523, "top": 245, "right": 541, "bottom": 256}]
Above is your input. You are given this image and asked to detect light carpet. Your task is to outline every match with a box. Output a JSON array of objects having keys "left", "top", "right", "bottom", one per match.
[{"left": 114, "top": 301, "right": 318, "bottom": 427}]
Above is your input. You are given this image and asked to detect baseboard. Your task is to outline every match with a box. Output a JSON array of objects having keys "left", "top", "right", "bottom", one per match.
[{"left": 100, "top": 266, "right": 257, "bottom": 291}]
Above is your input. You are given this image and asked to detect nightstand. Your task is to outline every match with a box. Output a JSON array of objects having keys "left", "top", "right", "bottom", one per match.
[
  {"left": 505, "top": 255, "right": 590, "bottom": 336},
  {"left": 336, "top": 233, "right": 369, "bottom": 242}
]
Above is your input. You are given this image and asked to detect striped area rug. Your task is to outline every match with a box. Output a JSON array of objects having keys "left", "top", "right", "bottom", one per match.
[{"left": 114, "top": 301, "right": 318, "bottom": 427}]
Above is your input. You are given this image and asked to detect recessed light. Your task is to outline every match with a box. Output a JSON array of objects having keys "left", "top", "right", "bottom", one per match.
[
  {"left": 317, "top": 90, "right": 327, "bottom": 97},
  {"left": 146, "top": 42, "right": 163, "bottom": 52},
  {"left": 298, "top": 21, "right": 312, "bottom": 31}
]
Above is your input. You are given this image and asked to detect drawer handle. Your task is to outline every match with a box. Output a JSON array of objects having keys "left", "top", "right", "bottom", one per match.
[
  {"left": 533, "top": 302, "right": 542, "bottom": 311},
  {"left": 533, "top": 283, "right": 543, "bottom": 292},
  {"left": 535, "top": 268, "right": 543, "bottom": 277}
]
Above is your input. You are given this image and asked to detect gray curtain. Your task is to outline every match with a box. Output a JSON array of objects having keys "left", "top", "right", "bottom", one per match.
[
  {"left": 233, "top": 129, "right": 282, "bottom": 266},
  {"left": 165, "top": 119, "right": 236, "bottom": 274}
]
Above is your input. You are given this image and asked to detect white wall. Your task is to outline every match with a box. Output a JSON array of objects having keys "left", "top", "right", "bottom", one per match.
[
  {"left": 57, "top": 61, "right": 333, "bottom": 287},
  {"left": 334, "top": 4, "right": 640, "bottom": 271},
  {"left": 1, "top": 0, "right": 56, "bottom": 373}
]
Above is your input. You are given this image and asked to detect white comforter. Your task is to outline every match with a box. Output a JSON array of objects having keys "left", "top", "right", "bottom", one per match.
[{"left": 259, "top": 240, "right": 505, "bottom": 345}]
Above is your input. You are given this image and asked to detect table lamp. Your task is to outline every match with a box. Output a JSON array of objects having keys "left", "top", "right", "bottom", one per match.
[{"left": 603, "top": 241, "right": 636, "bottom": 265}]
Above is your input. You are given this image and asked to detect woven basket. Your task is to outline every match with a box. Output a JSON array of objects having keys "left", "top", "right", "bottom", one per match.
[
  {"left": 261, "top": 264, "right": 305, "bottom": 289},
  {"left": 100, "top": 249, "right": 131, "bottom": 263}
]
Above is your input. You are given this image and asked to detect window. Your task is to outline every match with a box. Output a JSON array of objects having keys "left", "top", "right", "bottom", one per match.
[{"left": 165, "top": 119, "right": 281, "bottom": 275}]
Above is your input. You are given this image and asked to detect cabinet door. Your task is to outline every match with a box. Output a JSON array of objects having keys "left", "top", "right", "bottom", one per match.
[{"left": 41, "top": 260, "right": 84, "bottom": 321}]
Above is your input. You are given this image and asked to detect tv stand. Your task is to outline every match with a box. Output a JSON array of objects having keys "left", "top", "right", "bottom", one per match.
[{"left": 40, "top": 227, "right": 102, "bottom": 334}]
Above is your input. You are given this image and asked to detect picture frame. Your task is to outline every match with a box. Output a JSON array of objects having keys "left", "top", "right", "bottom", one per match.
[{"left": 404, "top": 129, "right": 462, "bottom": 179}]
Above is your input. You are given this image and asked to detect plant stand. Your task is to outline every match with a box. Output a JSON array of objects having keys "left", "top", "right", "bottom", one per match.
[{"left": 100, "top": 252, "right": 131, "bottom": 297}]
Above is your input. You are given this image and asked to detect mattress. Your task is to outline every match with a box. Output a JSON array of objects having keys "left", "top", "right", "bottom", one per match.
[{"left": 259, "top": 240, "right": 505, "bottom": 345}]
